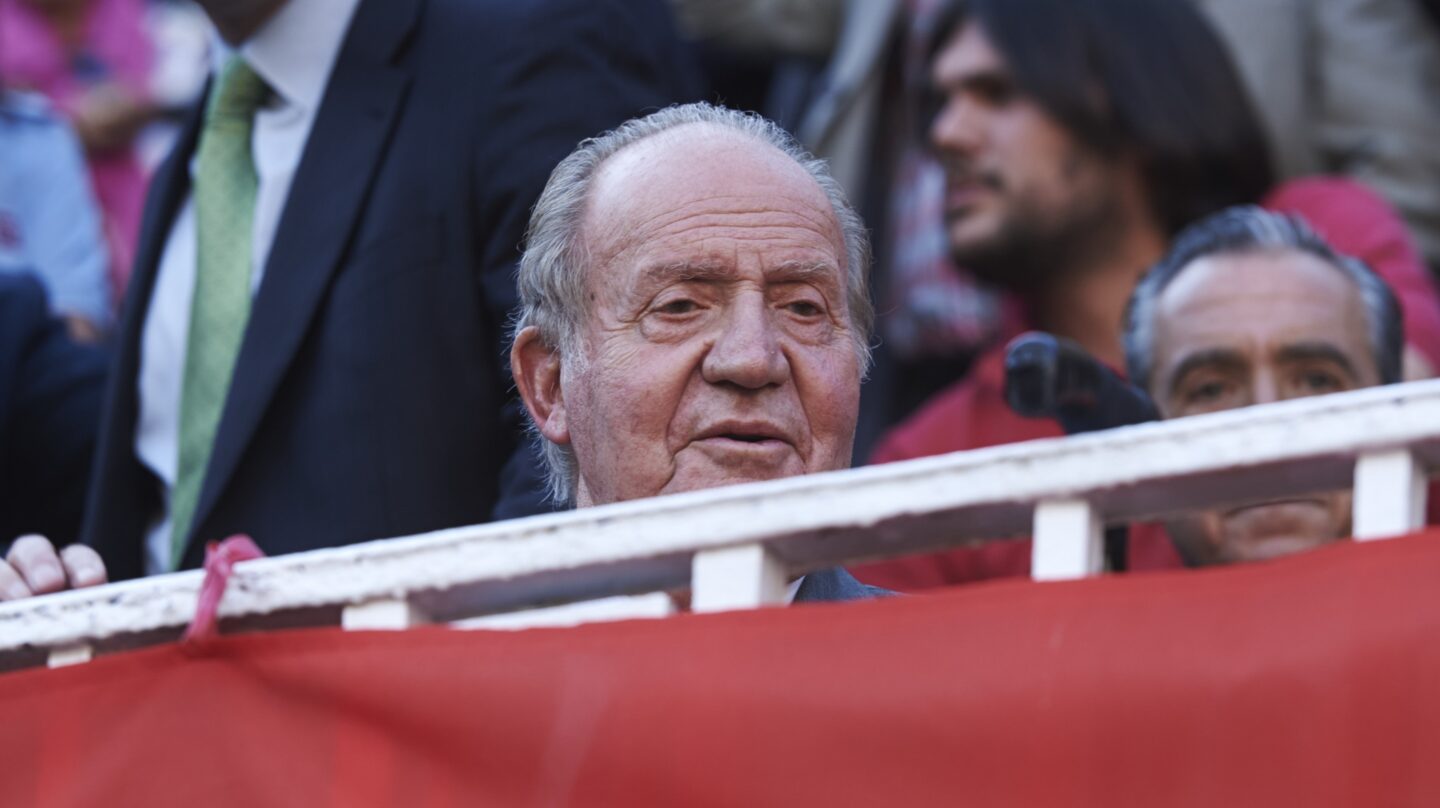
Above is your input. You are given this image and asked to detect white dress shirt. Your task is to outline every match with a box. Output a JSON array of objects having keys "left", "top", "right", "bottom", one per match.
[{"left": 134, "top": 0, "right": 360, "bottom": 575}]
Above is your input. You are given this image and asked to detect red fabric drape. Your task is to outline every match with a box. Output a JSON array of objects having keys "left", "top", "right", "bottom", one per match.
[{"left": 4, "top": 531, "right": 1439, "bottom": 807}]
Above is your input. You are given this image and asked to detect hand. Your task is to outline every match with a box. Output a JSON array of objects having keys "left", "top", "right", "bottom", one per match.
[
  {"left": 0, "top": 535, "right": 107, "bottom": 601},
  {"left": 63, "top": 314, "right": 104, "bottom": 344},
  {"left": 70, "top": 83, "right": 156, "bottom": 154}
]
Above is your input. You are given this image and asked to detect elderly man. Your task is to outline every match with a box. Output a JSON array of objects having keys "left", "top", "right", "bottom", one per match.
[
  {"left": 509, "top": 102, "right": 886, "bottom": 603},
  {"left": 1122, "top": 206, "right": 1404, "bottom": 565}
]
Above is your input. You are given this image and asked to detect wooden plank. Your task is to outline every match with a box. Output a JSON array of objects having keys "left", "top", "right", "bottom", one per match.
[
  {"left": 454, "top": 594, "right": 675, "bottom": 631},
  {"left": 1354, "top": 449, "right": 1428, "bottom": 540},
  {"left": 341, "top": 599, "right": 428, "bottom": 630},
  {"left": 691, "top": 544, "right": 787, "bottom": 612},
  {"left": 1032, "top": 499, "right": 1103, "bottom": 581},
  {"left": 2, "top": 380, "right": 1440, "bottom": 662},
  {"left": 46, "top": 643, "right": 92, "bottom": 668}
]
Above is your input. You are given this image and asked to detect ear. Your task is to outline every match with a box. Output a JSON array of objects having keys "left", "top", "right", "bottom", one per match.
[{"left": 511, "top": 326, "right": 570, "bottom": 445}]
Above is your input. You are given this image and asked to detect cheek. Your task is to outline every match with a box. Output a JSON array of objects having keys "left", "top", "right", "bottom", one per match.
[
  {"left": 571, "top": 342, "right": 704, "bottom": 462},
  {"left": 1169, "top": 512, "right": 1227, "bottom": 561},
  {"left": 795, "top": 349, "right": 862, "bottom": 458}
]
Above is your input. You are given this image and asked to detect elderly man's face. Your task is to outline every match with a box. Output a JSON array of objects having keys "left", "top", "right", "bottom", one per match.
[
  {"left": 522, "top": 126, "right": 862, "bottom": 506},
  {"left": 1147, "top": 248, "right": 1381, "bottom": 565}
]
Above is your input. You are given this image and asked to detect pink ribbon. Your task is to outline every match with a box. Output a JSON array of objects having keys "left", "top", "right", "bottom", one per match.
[{"left": 182, "top": 535, "right": 265, "bottom": 644}]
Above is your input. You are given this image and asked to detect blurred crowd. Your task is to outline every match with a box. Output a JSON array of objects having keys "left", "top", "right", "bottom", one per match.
[{"left": 1, "top": 0, "right": 1438, "bottom": 602}]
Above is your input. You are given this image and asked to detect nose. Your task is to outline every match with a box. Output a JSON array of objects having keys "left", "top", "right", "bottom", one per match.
[
  {"left": 702, "top": 294, "right": 789, "bottom": 390},
  {"left": 1252, "top": 369, "right": 1279, "bottom": 405},
  {"left": 930, "top": 94, "right": 984, "bottom": 157}
]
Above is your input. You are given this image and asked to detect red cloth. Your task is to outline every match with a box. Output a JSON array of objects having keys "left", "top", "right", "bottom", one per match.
[
  {"left": 855, "top": 177, "right": 1440, "bottom": 591},
  {"left": 182, "top": 536, "right": 265, "bottom": 644},
  {"left": 2, "top": 533, "right": 1439, "bottom": 806},
  {"left": 1267, "top": 177, "right": 1440, "bottom": 369}
]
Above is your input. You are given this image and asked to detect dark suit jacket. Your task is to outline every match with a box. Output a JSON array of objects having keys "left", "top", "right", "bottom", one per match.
[
  {"left": 0, "top": 276, "right": 107, "bottom": 548},
  {"left": 83, "top": 0, "right": 702, "bottom": 578},
  {"left": 793, "top": 568, "right": 892, "bottom": 603}
]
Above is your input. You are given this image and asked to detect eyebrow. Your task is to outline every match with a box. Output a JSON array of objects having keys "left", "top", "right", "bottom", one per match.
[
  {"left": 935, "top": 66, "right": 1013, "bottom": 96},
  {"left": 1164, "top": 341, "right": 1362, "bottom": 396},
  {"left": 1164, "top": 348, "right": 1247, "bottom": 397},
  {"left": 637, "top": 259, "right": 841, "bottom": 288},
  {"left": 1273, "top": 341, "right": 1360, "bottom": 379},
  {"left": 768, "top": 260, "right": 843, "bottom": 285},
  {"left": 638, "top": 260, "right": 734, "bottom": 287}
]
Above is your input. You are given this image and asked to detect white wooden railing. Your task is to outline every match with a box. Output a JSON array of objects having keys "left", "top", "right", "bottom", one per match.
[{"left": 3, "top": 379, "right": 1437, "bottom": 672}]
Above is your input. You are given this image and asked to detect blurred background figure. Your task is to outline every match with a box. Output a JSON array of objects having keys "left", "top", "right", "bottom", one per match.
[
  {"left": 1194, "top": 0, "right": 1440, "bottom": 274},
  {"left": 0, "top": 0, "right": 162, "bottom": 307},
  {"left": 849, "top": 0, "right": 1440, "bottom": 591},
  {"left": 1124, "top": 207, "right": 1406, "bottom": 567},
  {"left": 0, "top": 274, "right": 106, "bottom": 555},
  {"left": 0, "top": 87, "right": 111, "bottom": 340}
]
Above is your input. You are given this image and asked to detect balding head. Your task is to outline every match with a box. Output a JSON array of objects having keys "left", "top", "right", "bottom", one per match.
[{"left": 511, "top": 103, "right": 873, "bottom": 505}]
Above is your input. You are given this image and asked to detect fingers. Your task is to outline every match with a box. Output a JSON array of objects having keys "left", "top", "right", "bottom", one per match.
[
  {"left": 0, "top": 536, "right": 108, "bottom": 601},
  {"left": 6, "top": 535, "right": 66, "bottom": 596},
  {"left": 0, "top": 558, "right": 30, "bottom": 601},
  {"left": 60, "top": 544, "right": 108, "bottom": 589}
]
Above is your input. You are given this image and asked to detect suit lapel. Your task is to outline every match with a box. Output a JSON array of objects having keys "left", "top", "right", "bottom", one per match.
[
  {"left": 83, "top": 99, "right": 203, "bottom": 579},
  {"left": 188, "top": 0, "right": 421, "bottom": 545},
  {"left": 130, "top": 104, "right": 203, "bottom": 316}
]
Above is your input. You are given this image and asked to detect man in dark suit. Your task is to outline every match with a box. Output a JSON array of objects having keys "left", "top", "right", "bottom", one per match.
[
  {"left": 0, "top": 276, "right": 108, "bottom": 598},
  {"left": 0, "top": 0, "right": 702, "bottom": 594}
]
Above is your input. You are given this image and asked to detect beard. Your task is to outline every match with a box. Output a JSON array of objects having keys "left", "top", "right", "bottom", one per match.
[{"left": 946, "top": 157, "right": 1130, "bottom": 294}]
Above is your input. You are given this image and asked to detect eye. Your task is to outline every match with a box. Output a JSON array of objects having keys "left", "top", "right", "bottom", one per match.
[
  {"left": 785, "top": 300, "right": 824, "bottom": 318},
  {"left": 654, "top": 298, "right": 700, "bottom": 316},
  {"left": 1191, "top": 382, "right": 1224, "bottom": 401},
  {"left": 1296, "top": 368, "right": 1344, "bottom": 394},
  {"left": 1184, "top": 379, "right": 1231, "bottom": 406},
  {"left": 970, "top": 75, "right": 1015, "bottom": 107}
]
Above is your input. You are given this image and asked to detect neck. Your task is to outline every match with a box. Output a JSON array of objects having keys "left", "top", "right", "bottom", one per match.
[
  {"left": 35, "top": 3, "right": 89, "bottom": 49},
  {"left": 197, "top": 0, "right": 289, "bottom": 46},
  {"left": 1032, "top": 214, "right": 1166, "bottom": 370}
]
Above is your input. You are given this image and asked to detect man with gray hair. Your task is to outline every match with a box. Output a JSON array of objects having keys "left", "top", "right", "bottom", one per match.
[
  {"left": 509, "top": 102, "right": 886, "bottom": 602},
  {"left": 1122, "top": 206, "right": 1406, "bottom": 566}
]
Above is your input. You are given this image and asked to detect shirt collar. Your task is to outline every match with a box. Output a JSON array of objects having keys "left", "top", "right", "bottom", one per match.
[{"left": 209, "top": 0, "right": 362, "bottom": 113}]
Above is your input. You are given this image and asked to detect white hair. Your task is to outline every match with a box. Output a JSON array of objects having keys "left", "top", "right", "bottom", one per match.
[
  {"left": 1124, "top": 206, "right": 1402, "bottom": 391},
  {"left": 512, "top": 102, "right": 874, "bottom": 504}
]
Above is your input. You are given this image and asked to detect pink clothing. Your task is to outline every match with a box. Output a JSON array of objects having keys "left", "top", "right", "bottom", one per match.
[
  {"left": 1266, "top": 177, "right": 1440, "bottom": 370},
  {"left": 0, "top": 0, "right": 154, "bottom": 300}
]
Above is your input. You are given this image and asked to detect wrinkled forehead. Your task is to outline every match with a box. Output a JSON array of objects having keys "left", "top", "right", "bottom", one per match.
[
  {"left": 1157, "top": 248, "right": 1362, "bottom": 321},
  {"left": 1151, "top": 248, "right": 1374, "bottom": 365},
  {"left": 579, "top": 124, "right": 845, "bottom": 273}
]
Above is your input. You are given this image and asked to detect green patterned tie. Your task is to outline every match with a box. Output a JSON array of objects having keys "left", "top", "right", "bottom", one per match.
[{"left": 170, "top": 57, "right": 269, "bottom": 569}]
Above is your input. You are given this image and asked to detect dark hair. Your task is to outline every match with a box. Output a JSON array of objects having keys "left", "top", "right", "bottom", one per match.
[
  {"left": 929, "top": 0, "right": 1275, "bottom": 236},
  {"left": 1124, "top": 206, "right": 1404, "bottom": 388}
]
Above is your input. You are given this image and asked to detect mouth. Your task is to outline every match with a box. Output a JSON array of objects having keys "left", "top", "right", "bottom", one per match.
[
  {"left": 718, "top": 434, "right": 778, "bottom": 444},
  {"left": 1223, "top": 497, "right": 1328, "bottom": 518},
  {"left": 694, "top": 422, "right": 794, "bottom": 448},
  {"left": 944, "top": 177, "right": 999, "bottom": 214}
]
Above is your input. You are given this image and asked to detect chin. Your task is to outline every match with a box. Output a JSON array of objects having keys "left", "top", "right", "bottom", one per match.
[
  {"left": 1230, "top": 532, "right": 1340, "bottom": 563},
  {"left": 669, "top": 469, "right": 795, "bottom": 496},
  {"left": 1221, "top": 502, "right": 1345, "bottom": 563},
  {"left": 946, "top": 217, "right": 1000, "bottom": 258}
]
